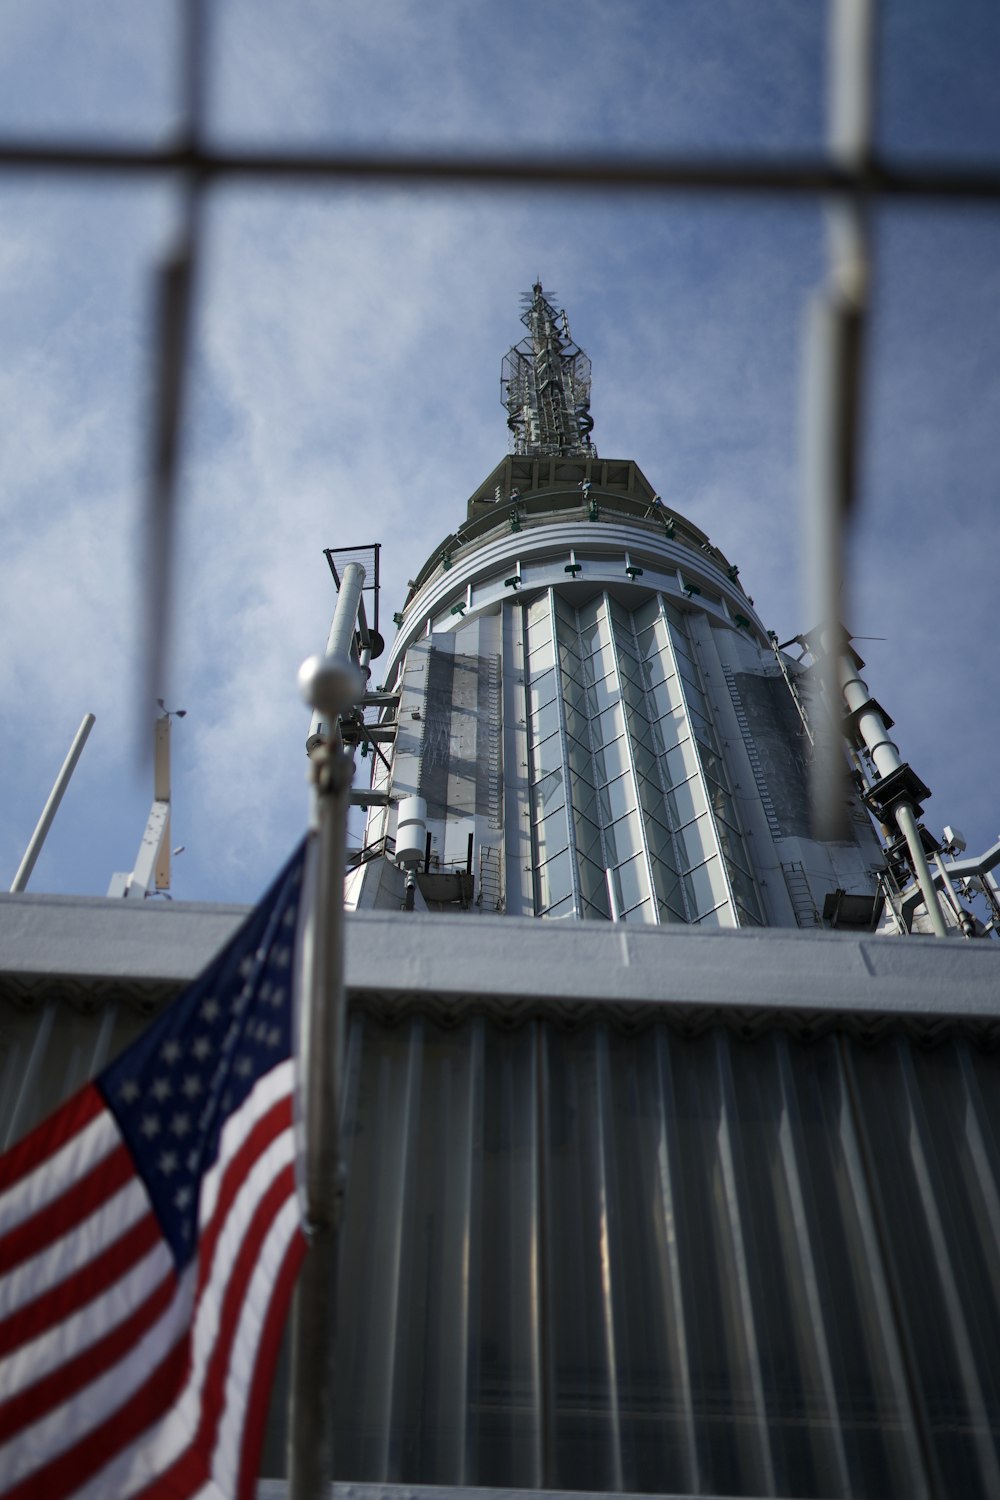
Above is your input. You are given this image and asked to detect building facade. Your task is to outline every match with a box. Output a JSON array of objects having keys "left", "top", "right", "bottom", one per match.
[{"left": 346, "top": 285, "right": 900, "bottom": 934}]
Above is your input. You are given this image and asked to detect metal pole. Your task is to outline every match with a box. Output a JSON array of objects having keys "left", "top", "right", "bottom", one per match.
[
  {"left": 10, "top": 712, "right": 96, "bottom": 892},
  {"left": 306, "top": 563, "right": 367, "bottom": 756},
  {"left": 288, "top": 578, "right": 366, "bottom": 1500}
]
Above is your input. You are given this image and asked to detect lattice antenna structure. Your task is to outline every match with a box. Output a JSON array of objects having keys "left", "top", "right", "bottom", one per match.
[{"left": 502, "top": 282, "right": 596, "bottom": 457}]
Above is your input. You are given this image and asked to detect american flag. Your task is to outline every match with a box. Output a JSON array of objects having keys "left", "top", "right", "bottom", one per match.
[{"left": 0, "top": 840, "right": 308, "bottom": 1500}]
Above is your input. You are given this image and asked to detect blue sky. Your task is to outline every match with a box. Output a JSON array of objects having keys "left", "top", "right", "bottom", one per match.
[{"left": 0, "top": 1, "right": 998, "bottom": 903}]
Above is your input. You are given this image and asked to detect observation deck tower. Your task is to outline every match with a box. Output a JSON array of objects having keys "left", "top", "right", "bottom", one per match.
[{"left": 345, "top": 287, "right": 958, "bottom": 935}]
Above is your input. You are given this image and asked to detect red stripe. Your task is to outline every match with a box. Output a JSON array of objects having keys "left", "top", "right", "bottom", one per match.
[
  {"left": 195, "top": 1095, "right": 293, "bottom": 1293},
  {"left": 0, "top": 1211, "right": 160, "bottom": 1359},
  {"left": 0, "top": 1086, "right": 104, "bottom": 1197},
  {"left": 236, "top": 1223, "right": 306, "bottom": 1500},
  {"left": 133, "top": 1162, "right": 298, "bottom": 1500},
  {"left": 0, "top": 1265, "right": 178, "bottom": 1444},
  {"left": 1, "top": 1330, "right": 190, "bottom": 1500},
  {"left": 0, "top": 1143, "right": 133, "bottom": 1275}
]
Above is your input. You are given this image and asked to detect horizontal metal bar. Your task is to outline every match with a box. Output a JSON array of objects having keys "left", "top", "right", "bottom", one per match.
[{"left": 1, "top": 141, "right": 1000, "bottom": 201}]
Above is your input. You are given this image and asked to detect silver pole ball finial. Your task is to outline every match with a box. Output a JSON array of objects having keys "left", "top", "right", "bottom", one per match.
[{"left": 298, "top": 653, "right": 365, "bottom": 716}]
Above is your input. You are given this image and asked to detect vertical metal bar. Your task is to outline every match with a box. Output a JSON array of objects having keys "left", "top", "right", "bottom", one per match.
[
  {"left": 898, "top": 1044, "right": 1000, "bottom": 1494},
  {"left": 774, "top": 1036, "right": 852, "bottom": 1493},
  {"left": 532, "top": 1018, "right": 555, "bottom": 1487},
  {"left": 653, "top": 1030, "right": 700, "bottom": 1492},
  {"left": 10, "top": 713, "right": 96, "bottom": 891},
  {"left": 836, "top": 1037, "right": 938, "bottom": 1497},
  {"left": 593, "top": 1025, "right": 624, "bottom": 1490},
  {"left": 713, "top": 1033, "right": 776, "bottom": 1496},
  {"left": 455, "top": 1016, "right": 484, "bottom": 1483},
  {"left": 289, "top": 620, "right": 365, "bottom": 1499}
]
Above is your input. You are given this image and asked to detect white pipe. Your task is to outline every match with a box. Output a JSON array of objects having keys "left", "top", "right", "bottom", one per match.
[
  {"left": 10, "top": 713, "right": 96, "bottom": 892},
  {"left": 838, "top": 656, "right": 949, "bottom": 938},
  {"left": 306, "top": 563, "right": 366, "bottom": 755}
]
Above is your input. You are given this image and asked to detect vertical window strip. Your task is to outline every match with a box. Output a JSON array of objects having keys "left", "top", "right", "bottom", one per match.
[
  {"left": 525, "top": 590, "right": 581, "bottom": 918},
  {"left": 604, "top": 593, "right": 660, "bottom": 924},
  {"left": 554, "top": 592, "right": 614, "bottom": 922},
  {"left": 651, "top": 596, "right": 738, "bottom": 926}
]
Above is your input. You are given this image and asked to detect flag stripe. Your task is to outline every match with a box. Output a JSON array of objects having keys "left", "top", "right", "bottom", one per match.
[
  {"left": 196, "top": 1092, "right": 294, "bottom": 1296},
  {"left": 0, "top": 1240, "right": 173, "bottom": 1398},
  {"left": 0, "top": 1270, "right": 190, "bottom": 1488},
  {"left": 0, "top": 1142, "right": 134, "bottom": 1275},
  {"left": 0, "top": 1110, "right": 118, "bottom": 1236},
  {"left": 1, "top": 1324, "right": 191, "bottom": 1500},
  {"left": 0, "top": 1086, "right": 106, "bottom": 1198},
  {"left": 0, "top": 1209, "right": 160, "bottom": 1359},
  {"left": 236, "top": 1217, "right": 306, "bottom": 1500},
  {"left": 0, "top": 1264, "right": 176, "bottom": 1445},
  {"left": 199, "top": 1059, "right": 293, "bottom": 1230},
  {"left": 131, "top": 1162, "right": 298, "bottom": 1500}
]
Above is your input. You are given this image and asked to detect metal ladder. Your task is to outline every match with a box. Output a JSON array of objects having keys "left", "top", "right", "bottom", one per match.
[
  {"left": 781, "top": 860, "right": 822, "bottom": 927},
  {"left": 477, "top": 844, "right": 504, "bottom": 913}
]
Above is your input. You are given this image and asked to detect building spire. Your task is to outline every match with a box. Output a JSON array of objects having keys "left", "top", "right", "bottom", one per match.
[{"left": 502, "top": 283, "right": 595, "bottom": 457}]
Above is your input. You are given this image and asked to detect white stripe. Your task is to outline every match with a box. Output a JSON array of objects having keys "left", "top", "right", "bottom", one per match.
[
  {"left": 0, "top": 1176, "right": 151, "bottom": 1316},
  {"left": 0, "top": 1264, "right": 194, "bottom": 1488},
  {"left": 67, "top": 1124, "right": 296, "bottom": 1500},
  {"left": 211, "top": 1194, "right": 300, "bottom": 1495},
  {"left": 0, "top": 1239, "right": 173, "bottom": 1397},
  {"left": 199, "top": 1060, "right": 293, "bottom": 1229},
  {"left": 0, "top": 1110, "right": 119, "bottom": 1236}
]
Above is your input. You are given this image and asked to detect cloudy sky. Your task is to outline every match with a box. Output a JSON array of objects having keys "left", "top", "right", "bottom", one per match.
[{"left": 1, "top": 0, "right": 998, "bottom": 904}]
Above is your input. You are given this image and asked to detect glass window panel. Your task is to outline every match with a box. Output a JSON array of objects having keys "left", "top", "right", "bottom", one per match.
[
  {"left": 651, "top": 857, "right": 683, "bottom": 915},
  {"left": 613, "top": 625, "right": 639, "bottom": 662},
  {"left": 735, "top": 899, "right": 762, "bottom": 927},
  {"left": 657, "top": 898, "right": 689, "bottom": 925},
  {"left": 649, "top": 705, "right": 688, "bottom": 755},
  {"left": 631, "top": 736, "right": 660, "bottom": 785},
  {"left": 577, "top": 855, "right": 610, "bottom": 912},
  {"left": 646, "top": 818, "right": 678, "bottom": 872},
  {"left": 586, "top": 673, "right": 621, "bottom": 715},
  {"left": 541, "top": 893, "right": 576, "bottom": 920},
  {"left": 557, "top": 638, "right": 584, "bottom": 684},
  {"left": 693, "top": 903, "right": 735, "bottom": 929},
  {"left": 640, "top": 650, "right": 672, "bottom": 692},
  {"left": 633, "top": 597, "right": 661, "bottom": 632},
  {"left": 599, "top": 772, "right": 637, "bottom": 824},
  {"left": 565, "top": 734, "right": 594, "bottom": 783},
  {"left": 690, "top": 710, "right": 720, "bottom": 753},
  {"left": 675, "top": 813, "right": 718, "bottom": 871},
  {"left": 525, "top": 596, "right": 551, "bottom": 631},
  {"left": 527, "top": 633, "right": 555, "bottom": 674},
  {"left": 663, "top": 736, "right": 701, "bottom": 788},
  {"left": 570, "top": 770, "right": 599, "bottom": 818},
  {"left": 561, "top": 670, "right": 587, "bottom": 713},
  {"left": 648, "top": 676, "right": 683, "bottom": 720},
  {"left": 593, "top": 735, "right": 632, "bottom": 785},
  {"left": 683, "top": 855, "right": 731, "bottom": 918},
  {"left": 610, "top": 854, "right": 651, "bottom": 913},
  {"left": 620, "top": 674, "right": 649, "bottom": 717},
  {"left": 532, "top": 694, "right": 560, "bottom": 744},
  {"left": 594, "top": 701, "right": 626, "bottom": 747},
  {"left": 614, "top": 647, "right": 643, "bottom": 684},
  {"left": 727, "top": 860, "right": 762, "bottom": 921},
  {"left": 637, "top": 775, "right": 669, "bottom": 829},
  {"left": 553, "top": 592, "right": 577, "bottom": 629},
  {"left": 528, "top": 667, "right": 557, "bottom": 711},
  {"left": 680, "top": 677, "right": 710, "bottom": 722},
  {"left": 715, "top": 816, "right": 750, "bottom": 871},
  {"left": 603, "top": 812, "right": 644, "bottom": 866},
  {"left": 676, "top": 650, "right": 702, "bottom": 692},
  {"left": 573, "top": 811, "right": 604, "bottom": 863},
  {"left": 581, "top": 895, "right": 612, "bottom": 921},
  {"left": 578, "top": 596, "right": 609, "bottom": 637},
  {"left": 534, "top": 807, "right": 569, "bottom": 864},
  {"left": 562, "top": 697, "right": 590, "bottom": 745},
  {"left": 621, "top": 898, "right": 656, "bottom": 925},
  {"left": 530, "top": 729, "right": 564, "bottom": 783},
  {"left": 587, "top": 641, "right": 616, "bottom": 682},
  {"left": 663, "top": 601, "right": 690, "bottom": 634},
  {"left": 665, "top": 774, "right": 708, "bottom": 828},
  {"left": 706, "top": 779, "right": 737, "bottom": 826},
  {"left": 531, "top": 769, "right": 565, "bottom": 821},
  {"left": 636, "top": 620, "right": 669, "bottom": 661},
  {"left": 698, "top": 743, "right": 729, "bottom": 786},
  {"left": 536, "top": 847, "right": 574, "bottom": 910}
]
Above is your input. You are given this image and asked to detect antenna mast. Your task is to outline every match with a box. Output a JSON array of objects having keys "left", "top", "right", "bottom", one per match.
[{"left": 502, "top": 282, "right": 596, "bottom": 457}]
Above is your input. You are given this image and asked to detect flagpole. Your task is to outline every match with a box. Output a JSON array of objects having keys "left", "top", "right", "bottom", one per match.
[{"left": 290, "top": 563, "right": 366, "bottom": 1500}]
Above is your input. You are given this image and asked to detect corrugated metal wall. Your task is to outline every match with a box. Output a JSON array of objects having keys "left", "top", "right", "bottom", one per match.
[{"left": 263, "top": 1012, "right": 1000, "bottom": 1499}]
